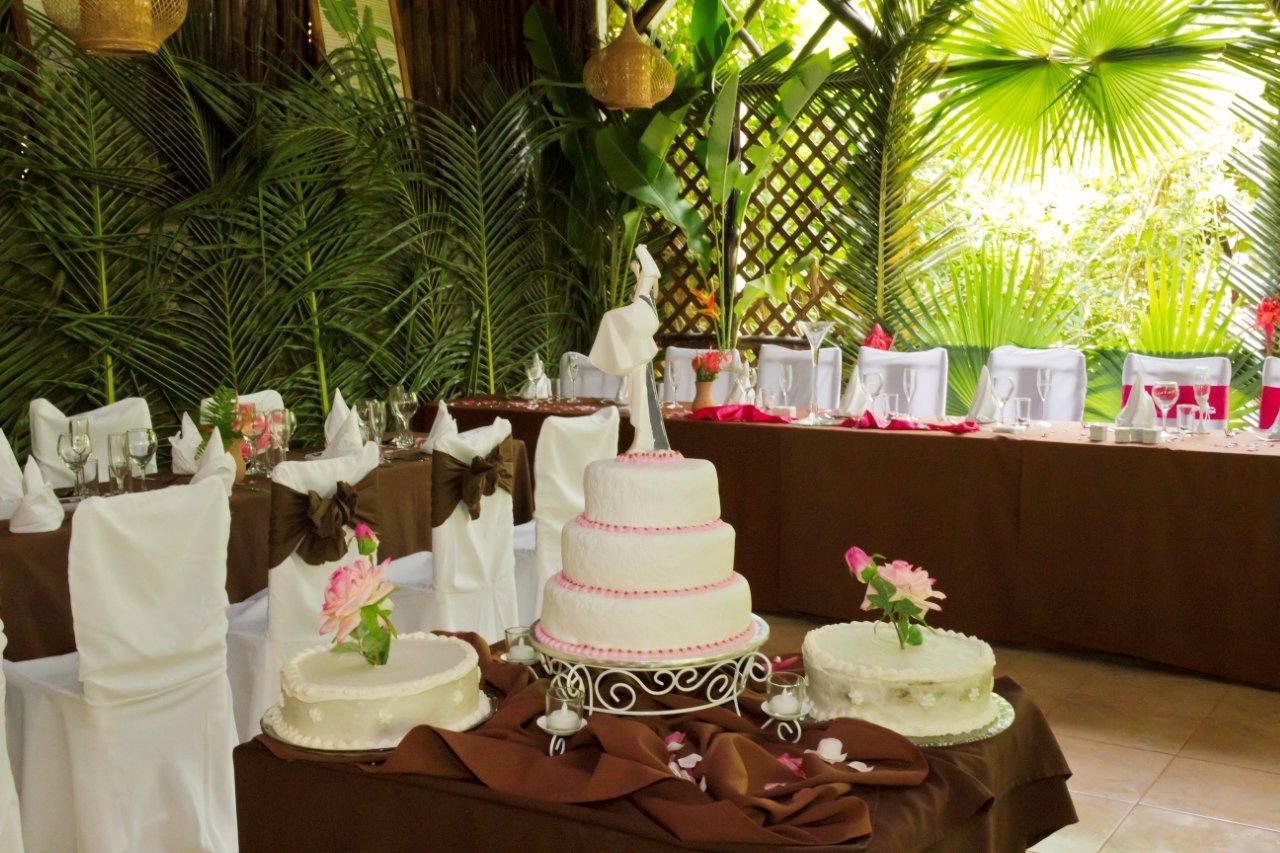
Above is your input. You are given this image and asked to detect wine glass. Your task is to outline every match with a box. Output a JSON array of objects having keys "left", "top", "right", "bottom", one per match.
[
  {"left": 57, "top": 432, "right": 92, "bottom": 497},
  {"left": 992, "top": 376, "right": 1015, "bottom": 425},
  {"left": 796, "top": 320, "right": 835, "bottom": 425},
  {"left": 1151, "top": 380, "right": 1180, "bottom": 434},
  {"left": 1036, "top": 367, "right": 1054, "bottom": 427},
  {"left": 778, "top": 363, "right": 794, "bottom": 408},
  {"left": 243, "top": 405, "right": 270, "bottom": 476},
  {"left": 391, "top": 387, "right": 418, "bottom": 448},
  {"left": 902, "top": 367, "right": 918, "bottom": 424},
  {"left": 1192, "top": 368, "right": 1211, "bottom": 435},
  {"left": 564, "top": 359, "right": 580, "bottom": 402},
  {"left": 126, "top": 428, "right": 157, "bottom": 488},
  {"left": 107, "top": 432, "right": 130, "bottom": 495},
  {"left": 862, "top": 371, "right": 884, "bottom": 413},
  {"left": 363, "top": 399, "right": 390, "bottom": 465}
]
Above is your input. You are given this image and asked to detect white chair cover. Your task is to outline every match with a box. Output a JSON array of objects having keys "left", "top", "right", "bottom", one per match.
[
  {"left": 1261, "top": 356, "right": 1280, "bottom": 430},
  {"left": 428, "top": 419, "right": 519, "bottom": 642},
  {"left": 1121, "top": 353, "right": 1232, "bottom": 429},
  {"left": 28, "top": 397, "right": 155, "bottom": 488},
  {"left": 526, "top": 408, "right": 620, "bottom": 621},
  {"left": 985, "top": 346, "right": 1087, "bottom": 422},
  {"left": 856, "top": 347, "right": 950, "bottom": 419},
  {"left": 756, "top": 344, "right": 843, "bottom": 410},
  {"left": 5, "top": 478, "right": 236, "bottom": 852},
  {"left": 199, "top": 389, "right": 285, "bottom": 419},
  {"left": 0, "top": 625, "right": 23, "bottom": 852},
  {"left": 663, "top": 346, "right": 743, "bottom": 405},
  {"left": 560, "top": 352, "right": 622, "bottom": 399}
]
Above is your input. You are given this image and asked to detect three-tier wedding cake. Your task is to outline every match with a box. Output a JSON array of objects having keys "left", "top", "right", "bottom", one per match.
[{"left": 536, "top": 450, "right": 755, "bottom": 660}]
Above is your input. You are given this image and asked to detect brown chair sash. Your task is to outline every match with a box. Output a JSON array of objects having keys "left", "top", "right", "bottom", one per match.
[
  {"left": 430, "top": 437, "right": 514, "bottom": 527},
  {"left": 268, "top": 474, "right": 378, "bottom": 567}
]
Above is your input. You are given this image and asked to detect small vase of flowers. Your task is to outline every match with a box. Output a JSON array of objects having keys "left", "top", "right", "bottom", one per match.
[
  {"left": 199, "top": 386, "right": 248, "bottom": 483},
  {"left": 845, "top": 546, "right": 945, "bottom": 649},
  {"left": 319, "top": 554, "right": 398, "bottom": 666},
  {"left": 690, "top": 350, "right": 728, "bottom": 411}
]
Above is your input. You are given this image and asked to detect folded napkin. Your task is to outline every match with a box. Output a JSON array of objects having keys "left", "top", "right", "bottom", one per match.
[
  {"left": 322, "top": 408, "right": 365, "bottom": 459},
  {"left": 687, "top": 404, "right": 794, "bottom": 424},
  {"left": 419, "top": 401, "right": 458, "bottom": 453},
  {"left": 1116, "top": 372, "right": 1157, "bottom": 428},
  {"left": 838, "top": 412, "right": 980, "bottom": 434},
  {"left": 839, "top": 370, "right": 871, "bottom": 417},
  {"left": 0, "top": 428, "right": 22, "bottom": 521},
  {"left": 190, "top": 427, "right": 236, "bottom": 495},
  {"left": 726, "top": 362, "right": 754, "bottom": 405},
  {"left": 169, "top": 412, "right": 203, "bottom": 475},
  {"left": 966, "top": 366, "right": 999, "bottom": 424},
  {"left": 519, "top": 355, "right": 552, "bottom": 400},
  {"left": 324, "top": 389, "right": 350, "bottom": 447},
  {"left": 10, "top": 456, "right": 64, "bottom": 533}
]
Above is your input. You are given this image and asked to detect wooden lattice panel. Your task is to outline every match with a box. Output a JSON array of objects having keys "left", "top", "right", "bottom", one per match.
[{"left": 656, "top": 79, "right": 851, "bottom": 340}]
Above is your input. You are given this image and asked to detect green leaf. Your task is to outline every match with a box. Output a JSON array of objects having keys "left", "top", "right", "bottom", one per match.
[
  {"left": 690, "top": 0, "right": 731, "bottom": 76},
  {"left": 705, "top": 72, "right": 740, "bottom": 207},
  {"left": 906, "top": 624, "right": 924, "bottom": 646}
]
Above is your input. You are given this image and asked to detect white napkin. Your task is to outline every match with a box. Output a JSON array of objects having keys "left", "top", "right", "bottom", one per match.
[
  {"left": 324, "top": 389, "right": 350, "bottom": 447},
  {"left": 839, "top": 370, "right": 871, "bottom": 417},
  {"left": 419, "top": 402, "right": 458, "bottom": 453},
  {"left": 10, "top": 456, "right": 64, "bottom": 533},
  {"left": 1116, "top": 372, "right": 1157, "bottom": 428},
  {"left": 322, "top": 408, "right": 364, "bottom": 459},
  {"left": 169, "top": 412, "right": 203, "bottom": 475},
  {"left": 190, "top": 426, "right": 237, "bottom": 495},
  {"left": 0, "top": 428, "right": 23, "bottom": 521},
  {"left": 966, "top": 366, "right": 999, "bottom": 423},
  {"left": 519, "top": 355, "right": 552, "bottom": 400},
  {"left": 726, "top": 362, "right": 753, "bottom": 405}
]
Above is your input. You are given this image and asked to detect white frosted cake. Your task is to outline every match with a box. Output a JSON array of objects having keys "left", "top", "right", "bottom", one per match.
[
  {"left": 263, "top": 632, "right": 490, "bottom": 750},
  {"left": 803, "top": 621, "right": 996, "bottom": 738},
  {"left": 536, "top": 451, "right": 755, "bottom": 660}
]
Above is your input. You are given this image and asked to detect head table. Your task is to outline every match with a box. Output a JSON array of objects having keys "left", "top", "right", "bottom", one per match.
[
  {"left": 438, "top": 398, "right": 1280, "bottom": 689},
  {"left": 0, "top": 440, "right": 533, "bottom": 662},
  {"left": 234, "top": 634, "right": 1074, "bottom": 851}
]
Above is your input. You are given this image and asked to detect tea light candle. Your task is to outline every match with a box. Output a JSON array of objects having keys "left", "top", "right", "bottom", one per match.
[
  {"left": 504, "top": 626, "right": 536, "bottom": 663},
  {"left": 814, "top": 737, "right": 845, "bottom": 762},
  {"left": 771, "top": 690, "right": 800, "bottom": 717},
  {"left": 508, "top": 643, "right": 536, "bottom": 663},
  {"left": 547, "top": 701, "right": 580, "bottom": 733}
]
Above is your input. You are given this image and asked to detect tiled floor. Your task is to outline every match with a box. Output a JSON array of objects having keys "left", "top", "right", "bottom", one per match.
[{"left": 760, "top": 612, "right": 1280, "bottom": 851}]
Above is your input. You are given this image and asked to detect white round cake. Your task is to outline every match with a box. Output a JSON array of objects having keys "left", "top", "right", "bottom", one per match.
[
  {"left": 263, "top": 632, "right": 490, "bottom": 750},
  {"left": 803, "top": 621, "right": 997, "bottom": 738},
  {"left": 536, "top": 451, "right": 755, "bottom": 660}
]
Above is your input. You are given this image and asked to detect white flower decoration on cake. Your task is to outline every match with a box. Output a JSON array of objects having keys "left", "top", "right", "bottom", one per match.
[
  {"left": 308, "top": 707, "right": 323, "bottom": 723},
  {"left": 919, "top": 692, "right": 937, "bottom": 708},
  {"left": 966, "top": 687, "right": 979, "bottom": 702},
  {"left": 376, "top": 709, "right": 394, "bottom": 729},
  {"left": 450, "top": 689, "right": 465, "bottom": 705},
  {"left": 847, "top": 689, "right": 865, "bottom": 706}
]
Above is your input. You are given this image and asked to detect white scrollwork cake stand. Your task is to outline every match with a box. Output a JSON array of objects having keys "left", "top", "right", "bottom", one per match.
[{"left": 530, "top": 614, "right": 772, "bottom": 717}]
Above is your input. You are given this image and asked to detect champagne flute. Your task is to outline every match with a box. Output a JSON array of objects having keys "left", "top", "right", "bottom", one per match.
[
  {"left": 1036, "top": 367, "right": 1054, "bottom": 427},
  {"left": 363, "top": 399, "right": 390, "bottom": 465},
  {"left": 902, "top": 367, "right": 918, "bottom": 424},
  {"left": 57, "top": 432, "right": 92, "bottom": 497},
  {"left": 565, "top": 359, "right": 580, "bottom": 402},
  {"left": 992, "top": 376, "right": 1015, "bottom": 426},
  {"left": 796, "top": 320, "right": 834, "bottom": 425},
  {"left": 107, "top": 433, "right": 130, "bottom": 495},
  {"left": 779, "top": 363, "right": 794, "bottom": 408},
  {"left": 126, "top": 428, "right": 157, "bottom": 488},
  {"left": 1192, "top": 368, "right": 1211, "bottom": 435},
  {"left": 1151, "top": 379, "right": 1180, "bottom": 435}
]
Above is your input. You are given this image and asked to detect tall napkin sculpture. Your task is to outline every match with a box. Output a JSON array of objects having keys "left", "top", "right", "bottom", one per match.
[{"left": 589, "top": 245, "right": 669, "bottom": 453}]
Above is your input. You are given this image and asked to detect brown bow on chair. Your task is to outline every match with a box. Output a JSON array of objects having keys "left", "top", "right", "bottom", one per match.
[
  {"left": 430, "top": 438, "right": 514, "bottom": 527},
  {"left": 269, "top": 478, "right": 378, "bottom": 566}
]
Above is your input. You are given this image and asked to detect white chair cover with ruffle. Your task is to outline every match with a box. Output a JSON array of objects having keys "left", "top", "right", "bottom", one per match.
[
  {"left": 5, "top": 479, "right": 235, "bottom": 851},
  {"left": 0, "top": 623, "right": 22, "bottom": 852},
  {"left": 855, "top": 347, "right": 950, "bottom": 419},
  {"left": 663, "top": 346, "right": 743, "bottom": 406},
  {"left": 756, "top": 344, "right": 843, "bottom": 410},
  {"left": 1121, "top": 353, "right": 1232, "bottom": 429},
  {"left": 559, "top": 352, "right": 622, "bottom": 399},
  {"left": 28, "top": 397, "right": 155, "bottom": 488},
  {"left": 985, "top": 345, "right": 1087, "bottom": 422}
]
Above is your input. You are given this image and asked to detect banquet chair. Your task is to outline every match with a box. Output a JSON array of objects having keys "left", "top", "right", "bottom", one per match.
[
  {"left": 1261, "top": 356, "right": 1280, "bottom": 430},
  {"left": 756, "top": 343, "right": 843, "bottom": 410},
  {"left": 5, "top": 478, "right": 236, "bottom": 852},
  {"left": 28, "top": 397, "right": 155, "bottom": 489},
  {"left": 199, "top": 388, "right": 285, "bottom": 418},
  {"left": 985, "top": 346, "right": 1087, "bottom": 422},
  {"left": 520, "top": 407, "right": 621, "bottom": 622},
  {"left": 226, "top": 442, "right": 430, "bottom": 741},
  {"left": 1121, "top": 353, "right": 1232, "bottom": 429},
  {"left": 560, "top": 352, "right": 623, "bottom": 399},
  {"left": 663, "top": 346, "right": 743, "bottom": 406},
  {"left": 856, "top": 347, "right": 950, "bottom": 419},
  {"left": 0, "top": 624, "right": 22, "bottom": 852}
]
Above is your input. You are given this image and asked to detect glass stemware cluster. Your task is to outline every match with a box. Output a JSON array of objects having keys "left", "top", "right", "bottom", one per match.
[{"left": 57, "top": 417, "right": 93, "bottom": 497}]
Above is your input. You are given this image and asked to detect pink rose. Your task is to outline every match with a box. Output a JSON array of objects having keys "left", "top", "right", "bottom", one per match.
[
  {"left": 354, "top": 522, "right": 375, "bottom": 539},
  {"left": 319, "top": 558, "right": 395, "bottom": 644},
  {"left": 877, "top": 560, "right": 945, "bottom": 615},
  {"left": 353, "top": 522, "right": 379, "bottom": 556},
  {"left": 845, "top": 546, "right": 872, "bottom": 578}
]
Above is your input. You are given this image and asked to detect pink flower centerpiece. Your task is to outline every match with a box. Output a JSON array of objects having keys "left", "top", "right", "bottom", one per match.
[
  {"left": 319, "top": 554, "right": 398, "bottom": 666},
  {"left": 845, "top": 546, "right": 945, "bottom": 649}
]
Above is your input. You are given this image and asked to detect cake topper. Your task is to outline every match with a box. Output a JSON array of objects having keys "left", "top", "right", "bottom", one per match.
[{"left": 588, "top": 245, "right": 670, "bottom": 453}]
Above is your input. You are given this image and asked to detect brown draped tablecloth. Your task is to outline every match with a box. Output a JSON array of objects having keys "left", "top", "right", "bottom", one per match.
[
  {"left": 236, "top": 633, "right": 1073, "bottom": 851},
  {"left": 0, "top": 440, "right": 531, "bottom": 661},
  {"left": 443, "top": 397, "right": 1280, "bottom": 688}
]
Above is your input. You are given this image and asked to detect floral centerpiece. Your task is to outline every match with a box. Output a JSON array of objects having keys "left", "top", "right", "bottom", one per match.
[
  {"left": 845, "top": 546, "right": 944, "bottom": 649},
  {"left": 198, "top": 385, "right": 249, "bottom": 482},
  {"left": 1257, "top": 295, "right": 1280, "bottom": 357},
  {"left": 689, "top": 350, "right": 728, "bottom": 410},
  {"left": 319, "top": 554, "right": 398, "bottom": 666}
]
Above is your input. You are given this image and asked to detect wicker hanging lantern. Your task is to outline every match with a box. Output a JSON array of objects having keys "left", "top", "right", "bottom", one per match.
[
  {"left": 583, "top": 10, "right": 675, "bottom": 111},
  {"left": 43, "top": 0, "right": 189, "bottom": 56}
]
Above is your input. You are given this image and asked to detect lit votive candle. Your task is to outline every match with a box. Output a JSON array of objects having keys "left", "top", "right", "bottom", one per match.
[
  {"left": 504, "top": 626, "right": 536, "bottom": 662},
  {"left": 547, "top": 702, "right": 579, "bottom": 733},
  {"left": 771, "top": 690, "right": 800, "bottom": 717}
]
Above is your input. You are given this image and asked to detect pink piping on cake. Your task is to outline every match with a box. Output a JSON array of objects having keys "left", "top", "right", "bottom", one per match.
[
  {"left": 552, "top": 571, "right": 740, "bottom": 599},
  {"left": 614, "top": 450, "right": 684, "bottom": 464},
  {"left": 534, "top": 623, "right": 756, "bottom": 661},
  {"left": 575, "top": 514, "right": 724, "bottom": 535}
]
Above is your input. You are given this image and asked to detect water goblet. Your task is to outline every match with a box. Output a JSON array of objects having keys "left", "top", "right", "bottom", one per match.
[
  {"left": 126, "top": 427, "right": 157, "bottom": 488},
  {"left": 796, "top": 320, "right": 834, "bottom": 425},
  {"left": 57, "top": 432, "right": 92, "bottom": 497},
  {"left": 1151, "top": 380, "right": 1179, "bottom": 435},
  {"left": 1036, "top": 367, "right": 1054, "bottom": 427},
  {"left": 389, "top": 387, "right": 418, "bottom": 448},
  {"left": 862, "top": 371, "right": 883, "bottom": 414},
  {"left": 991, "top": 376, "right": 1015, "bottom": 425}
]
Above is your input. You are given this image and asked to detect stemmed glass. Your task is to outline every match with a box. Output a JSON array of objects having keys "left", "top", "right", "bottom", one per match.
[
  {"left": 244, "top": 405, "right": 270, "bottom": 476},
  {"left": 388, "top": 386, "right": 418, "bottom": 449},
  {"left": 1036, "top": 367, "right": 1054, "bottom": 427},
  {"left": 778, "top": 364, "right": 794, "bottom": 409},
  {"left": 796, "top": 320, "right": 834, "bottom": 425},
  {"left": 902, "top": 367, "right": 918, "bottom": 424},
  {"left": 564, "top": 359, "right": 580, "bottom": 402},
  {"left": 862, "top": 371, "right": 884, "bottom": 415},
  {"left": 126, "top": 428, "right": 157, "bottom": 489},
  {"left": 57, "top": 431, "right": 92, "bottom": 497},
  {"left": 1192, "top": 368, "right": 1211, "bottom": 435},
  {"left": 363, "top": 399, "right": 390, "bottom": 466},
  {"left": 1151, "top": 380, "right": 1180, "bottom": 435},
  {"left": 107, "top": 433, "right": 129, "bottom": 495},
  {"left": 992, "top": 376, "right": 1015, "bottom": 426}
]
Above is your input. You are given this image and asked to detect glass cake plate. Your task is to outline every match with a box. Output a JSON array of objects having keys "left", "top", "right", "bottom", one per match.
[
  {"left": 259, "top": 686, "right": 497, "bottom": 760},
  {"left": 906, "top": 694, "right": 1015, "bottom": 748}
]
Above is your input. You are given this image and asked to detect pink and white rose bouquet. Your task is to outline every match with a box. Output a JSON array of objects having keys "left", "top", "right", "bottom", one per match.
[
  {"left": 319, "top": 556, "right": 397, "bottom": 665},
  {"left": 845, "top": 546, "right": 945, "bottom": 649}
]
